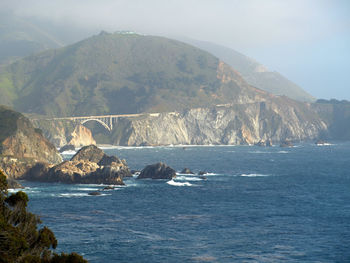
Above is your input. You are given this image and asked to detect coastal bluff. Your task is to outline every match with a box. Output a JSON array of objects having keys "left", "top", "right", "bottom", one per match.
[{"left": 0, "top": 105, "right": 62, "bottom": 179}]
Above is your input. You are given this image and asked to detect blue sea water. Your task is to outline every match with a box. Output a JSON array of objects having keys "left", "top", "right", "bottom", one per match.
[{"left": 19, "top": 143, "right": 350, "bottom": 262}]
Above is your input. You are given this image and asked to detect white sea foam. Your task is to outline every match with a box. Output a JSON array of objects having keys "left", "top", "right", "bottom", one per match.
[
  {"left": 60, "top": 150, "right": 77, "bottom": 155},
  {"left": 204, "top": 173, "right": 221, "bottom": 176},
  {"left": 58, "top": 193, "right": 112, "bottom": 197},
  {"left": 167, "top": 180, "right": 192, "bottom": 186},
  {"left": 175, "top": 176, "right": 203, "bottom": 181},
  {"left": 59, "top": 193, "right": 89, "bottom": 197},
  {"left": 73, "top": 188, "right": 99, "bottom": 191},
  {"left": 277, "top": 151, "right": 289, "bottom": 154},
  {"left": 240, "top": 173, "right": 270, "bottom": 177}
]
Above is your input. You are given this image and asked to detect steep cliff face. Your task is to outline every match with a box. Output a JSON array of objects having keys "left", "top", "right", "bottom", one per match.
[
  {"left": 66, "top": 125, "right": 96, "bottom": 147},
  {"left": 312, "top": 102, "right": 350, "bottom": 140},
  {"left": 111, "top": 97, "right": 327, "bottom": 146},
  {"left": 0, "top": 106, "right": 62, "bottom": 178},
  {"left": 0, "top": 106, "right": 62, "bottom": 163},
  {"left": 32, "top": 120, "right": 96, "bottom": 148}
]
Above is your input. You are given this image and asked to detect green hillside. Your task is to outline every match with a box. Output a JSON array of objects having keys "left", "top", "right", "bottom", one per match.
[{"left": 0, "top": 31, "right": 267, "bottom": 117}]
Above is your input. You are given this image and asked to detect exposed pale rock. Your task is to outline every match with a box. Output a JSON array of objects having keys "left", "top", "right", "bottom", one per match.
[
  {"left": 67, "top": 124, "right": 96, "bottom": 147},
  {"left": 112, "top": 97, "right": 327, "bottom": 146}
]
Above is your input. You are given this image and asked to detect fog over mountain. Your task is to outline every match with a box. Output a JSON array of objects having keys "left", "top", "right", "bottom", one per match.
[{"left": 1, "top": 0, "right": 349, "bottom": 100}]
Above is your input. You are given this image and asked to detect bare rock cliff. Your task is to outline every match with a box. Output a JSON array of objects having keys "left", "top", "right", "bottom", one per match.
[
  {"left": 111, "top": 97, "right": 328, "bottom": 146},
  {"left": 32, "top": 120, "right": 96, "bottom": 148},
  {"left": 0, "top": 106, "right": 62, "bottom": 178}
]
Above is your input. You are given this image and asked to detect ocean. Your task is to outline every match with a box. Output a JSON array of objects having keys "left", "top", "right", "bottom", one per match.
[{"left": 18, "top": 143, "right": 350, "bottom": 262}]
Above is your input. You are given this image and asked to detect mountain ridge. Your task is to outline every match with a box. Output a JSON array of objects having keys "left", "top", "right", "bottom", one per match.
[
  {"left": 0, "top": 31, "right": 271, "bottom": 117},
  {"left": 180, "top": 38, "right": 315, "bottom": 102}
]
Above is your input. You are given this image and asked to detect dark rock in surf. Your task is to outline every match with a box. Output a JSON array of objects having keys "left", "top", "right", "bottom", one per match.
[
  {"left": 181, "top": 168, "right": 194, "bottom": 174},
  {"left": 88, "top": 191, "right": 101, "bottom": 196},
  {"left": 59, "top": 144, "right": 75, "bottom": 153},
  {"left": 255, "top": 139, "right": 272, "bottom": 147},
  {"left": 7, "top": 179, "right": 24, "bottom": 189},
  {"left": 137, "top": 162, "right": 176, "bottom": 180},
  {"left": 280, "top": 140, "right": 293, "bottom": 148},
  {"left": 198, "top": 171, "right": 207, "bottom": 175},
  {"left": 103, "top": 186, "right": 115, "bottom": 190},
  {"left": 315, "top": 139, "right": 328, "bottom": 145}
]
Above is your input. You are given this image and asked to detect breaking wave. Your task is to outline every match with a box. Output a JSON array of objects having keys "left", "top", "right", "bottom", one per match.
[
  {"left": 166, "top": 180, "right": 192, "bottom": 186},
  {"left": 239, "top": 173, "right": 271, "bottom": 177},
  {"left": 175, "top": 176, "right": 203, "bottom": 181}
]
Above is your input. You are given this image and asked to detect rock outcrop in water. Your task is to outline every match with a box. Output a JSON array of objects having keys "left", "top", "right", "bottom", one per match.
[
  {"left": 59, "top": 144, "right": 75, "bottom": 153},
  {"left": 181, "top": 168, "right": 194, "bottom": 174},
  {"left": 24, "top": 145, "right": 130, "bottom": 184},
  {"left": 137, "top": 162, "right": 176, "bottom": 180}
]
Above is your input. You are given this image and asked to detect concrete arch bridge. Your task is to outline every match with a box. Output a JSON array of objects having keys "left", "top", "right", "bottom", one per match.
[{"left": 42, "top": 113, "right": 162, "bottom": 132}]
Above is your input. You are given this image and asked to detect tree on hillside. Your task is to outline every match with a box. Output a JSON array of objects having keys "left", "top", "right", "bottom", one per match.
[{"left": 0, "top": 170, "right": 87, "bottom": 263}]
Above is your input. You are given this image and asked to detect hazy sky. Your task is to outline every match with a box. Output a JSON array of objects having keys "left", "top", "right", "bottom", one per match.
[{"left": 3, "top": 0, "right": 350, "bottom": 100}]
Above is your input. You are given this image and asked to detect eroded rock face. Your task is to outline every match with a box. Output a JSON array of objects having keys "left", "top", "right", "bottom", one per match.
[
  {"left": 67, "top": 125, "right": 96, "bottom": 147},
  {"left": 280, "top": 140, "right": 294, "bottom": 148},
  {"left": 137, "top": 162, "right": 176, "bottom": 180},
  {"left": 24, "top": 145, "right": 130, "bottom": 185},
  {"left": 112, "top": 97, "right": 328, "bottom": 146},
  {"left": 0, "top": 106, "right": 62, "bottom": 165},
  {"left": 31, "top": 121, "right": 96, "bottom": 148},
  {"left": 0, "top": 106, "right": 62, "bottom": 180}
]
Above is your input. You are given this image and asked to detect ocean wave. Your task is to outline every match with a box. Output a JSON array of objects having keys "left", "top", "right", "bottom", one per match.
[
  {"left": 239, "top": 173, "right": 271, "bottom": 177},
  {"left": 249, "top": 150, "right": 290, "bottom": 154},
  {"left": 72, "top": 188, "right": 99, "bottom": 191},
  {"left": 204, "top": 172, "right": 221, "bottom": 176},
  {"left": 316, "top": 143, "right": 333, "bottom": 146},
  {"left": 60, "top": 150, "right": 77, "bottom": 155},
  {"left": 176, "top": 172, "right": 220, "bottom": 176},
  {"left": 58, "top": 193, "right": 111, "bottom": 197},
  {"left": 167, "top": 180, "right": 192, "bottom": 186},
  {"left": 175, "top": 176, "right": 203, "bottom": 181},
  {"left": 9, "top": 187, "right": 41, "bottom": 194}
]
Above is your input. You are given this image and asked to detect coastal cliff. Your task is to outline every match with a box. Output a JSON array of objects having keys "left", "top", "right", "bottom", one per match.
[
  {"left": 32, "top": 98, "right": 333, "bottom": 147},
  {"left": 0, "top": 106, "right": 62, "bottom": 178},
  {"left": 31, "top": 120, "right": 96, "bottom": 148},
  {"left": 111, "top": 97, "right": 327, "bottom": 146}
]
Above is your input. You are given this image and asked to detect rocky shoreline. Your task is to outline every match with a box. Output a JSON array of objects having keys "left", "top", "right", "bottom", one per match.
[{"left": 23, "top": 145, "right": 131, "bottom": 185}]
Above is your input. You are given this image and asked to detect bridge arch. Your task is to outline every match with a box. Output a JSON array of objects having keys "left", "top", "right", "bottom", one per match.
[{"left": 80, "top": 118, "right": 111, "bottom": 132}]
